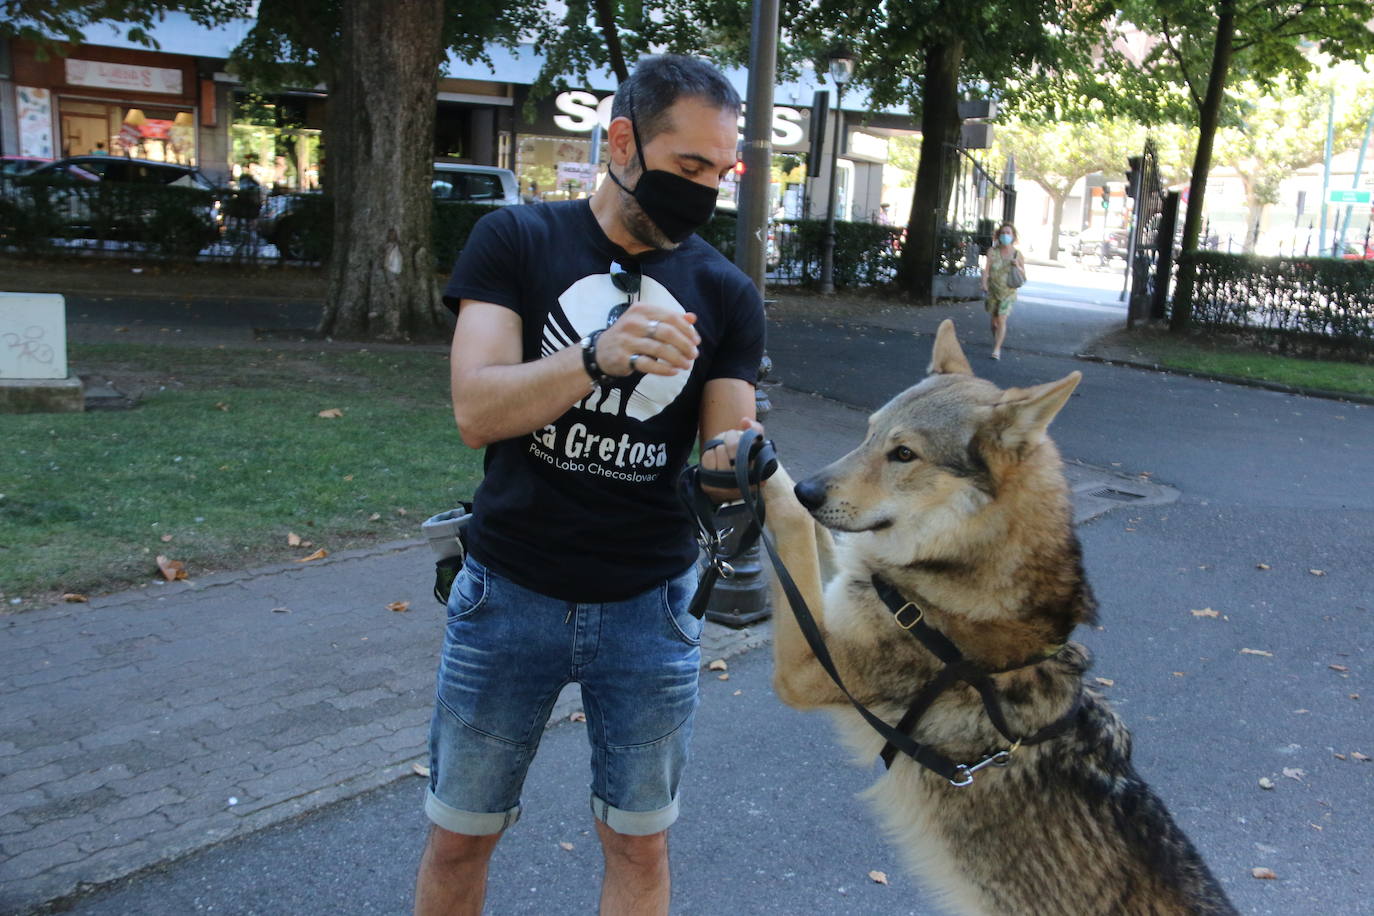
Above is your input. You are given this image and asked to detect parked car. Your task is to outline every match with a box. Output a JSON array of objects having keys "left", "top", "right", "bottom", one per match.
[
  {"left": 7, "top": 155, "right": 222, "bottom": 253},
  {"left": 1073, "top": 227, "right": 1129, "bottom": 263},
  {"left": 1, "top": 155, "right": 53, "bottom": 178},
  {"left": 259, "top": 162, "right": 519, "bottom": 260},
  {"left": 1338, "top": 240, "right": 1374, "bottom": 261}
]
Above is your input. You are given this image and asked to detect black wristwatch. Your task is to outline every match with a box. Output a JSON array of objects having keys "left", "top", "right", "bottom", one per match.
[{"left": 581, "top": 329, "right": 606, "bottom": 384}]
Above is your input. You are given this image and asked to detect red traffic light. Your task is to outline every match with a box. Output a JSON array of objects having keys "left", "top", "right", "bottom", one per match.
[{"left": 733, "top": 159, "right": 746, "bottom": 176}]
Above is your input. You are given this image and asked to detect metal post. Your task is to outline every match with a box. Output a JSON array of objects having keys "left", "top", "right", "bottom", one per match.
[
  {"left": 819, "top": 87, "right": 843, "bottom": 294},
  {"left": 1319, "top": 88, "right": 1335, "bottom": 256},
  {"left": 708, "top": 0, "right": 778, "bottom": 629}
]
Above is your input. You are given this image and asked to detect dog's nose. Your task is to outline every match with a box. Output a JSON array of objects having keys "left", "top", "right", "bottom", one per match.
[{"left": 794, "top": 477, "right": 827, "bottom": 511}]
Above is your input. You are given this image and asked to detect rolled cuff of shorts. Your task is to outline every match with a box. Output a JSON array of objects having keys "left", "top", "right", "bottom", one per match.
[
  {"left": 425, "top": 789, "right": 521, "bottom": 836},
  {"left": 590, "top": 793, "right": 679, "bottom": 836}
]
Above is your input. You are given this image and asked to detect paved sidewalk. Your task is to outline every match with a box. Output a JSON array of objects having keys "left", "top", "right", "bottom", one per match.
[{"left": 0, "top": 378, "right": 1170, "bottom": 913}]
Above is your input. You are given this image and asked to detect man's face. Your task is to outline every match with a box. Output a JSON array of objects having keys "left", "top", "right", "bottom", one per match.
[{"left": 619, "top": 97, "right": 739, "bottom": 250}]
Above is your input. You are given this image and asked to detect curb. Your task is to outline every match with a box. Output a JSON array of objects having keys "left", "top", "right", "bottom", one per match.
[{"left": 1074, "top": 352, "right": 1374, "bottom": 406}]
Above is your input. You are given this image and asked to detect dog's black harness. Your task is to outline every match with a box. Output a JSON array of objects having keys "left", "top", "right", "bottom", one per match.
[{"left": 681, "top": 429, "right": 1083, "bottom": 787}]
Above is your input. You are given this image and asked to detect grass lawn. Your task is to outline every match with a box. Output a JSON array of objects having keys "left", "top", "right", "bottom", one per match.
[
  {"left": 1101, "top": 329, "right": 1374, "bottom": 398},
  {"left": 1, "top": 342, "right": 483, "bottom": 609}
]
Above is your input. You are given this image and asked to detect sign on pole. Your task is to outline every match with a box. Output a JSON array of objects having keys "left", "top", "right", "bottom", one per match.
[{"left": 1326, "top": 189, "right": 1372, "bottom": 205}]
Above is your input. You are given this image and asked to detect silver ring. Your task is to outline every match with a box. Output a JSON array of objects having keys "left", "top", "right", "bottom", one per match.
[
  {"left": 646, "top": 320, "right": 660, "bottom": 340},
  {"left": 629, "top": 353, "right": 641, "bottom": 371}
]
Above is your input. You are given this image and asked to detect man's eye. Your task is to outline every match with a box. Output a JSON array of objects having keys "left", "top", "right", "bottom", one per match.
[{"left": 889, "top": 446, "right": 918, "bottom": 463}]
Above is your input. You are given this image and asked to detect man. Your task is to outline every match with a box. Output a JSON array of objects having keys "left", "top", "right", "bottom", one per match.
[{"left": 414, "top": 55, "right": 765, "bottom": 916}]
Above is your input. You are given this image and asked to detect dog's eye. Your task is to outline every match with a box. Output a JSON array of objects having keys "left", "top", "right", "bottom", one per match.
[{"left": 889, "top": 446, "right": 918, "bottom": 463}]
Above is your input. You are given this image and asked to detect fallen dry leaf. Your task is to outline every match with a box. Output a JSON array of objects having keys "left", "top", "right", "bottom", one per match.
[
  {"left": 1255, "top": 563, "right": 1270, "bottom": 570},
  {"left": 1282, "top": 767, "right": 1305, "bottom": 781},
  {"left": 868, "top": 870, "right": 889, "bottom": 885},
  {"left": 386, "top": 600, "right": 410, "bottom": 613},
  {"left": 733, "top": 690, "right": 742, "bottom": 696},
  {"left": 1190, "top": 608, "right": 1219, "bottom": 618},
  {"left": 395, "top": 508, "right": 408, "bottom": 516},
  {"left": 1240, "top": 648, "right": 1273, "bottom": 657},
  {"left": 368, "top": 513, "right": 381, "bottom": 522},
  {"left": 160, "top": 533, "right": 173, "bottom": 543},
  {"left": 1352, "top": 694, "right": 1362, "bottom": 700},
  {"left": 214, "top": 402, "right": 230, "bottom": 411},
  {"left": 570, "top": 711, "right": 586, "bottom": 723},
  {"left": 287, "top": 531, "right": 302, "bottom": 547},
  {"left": 559, "top": 842, "right": 575, "bottom": 852},
  {"left": 296, "top": 548, "right": 328, "bottom": 563},
  {"left": 1308, "top": 569, "right": 1325, "bottom": 576},
  {"left": 411, "top": 762, "right": 429, "bottom": 778},
  {"left": 1294, "top": 709, "right": 1309, "bottom": 715},
  {"left": 1251, "top": 867, "right": 1277, "bottom": 880},
  {"left": 1095, "top": 677, "right": 1115, "bottom": 687},
  {"left": 708, "top": 659, "right": 728, "bottom": 671},
  {"left": 61, "top": 593, "right": 88, "bottom": 603},
  {"left": 1172, "top": 671, "right": 1186, "bottom": 677},
  {"left": 1258, "top": 777, "right": 1274, "bottom": 790},
  {"left": 343, "top": 474, "right": 354, "bottom": 481},
  {"left": 1352, "top": 751, "right": 1370, "bottom": 762},
  {"left": 1329, "top": 664, "right": 1349, "bottom": 672},
  {"left": 155, "top": 555, "right": 187, "bottom": 581},
  {"left": 718, "top": 673, "right": 730, "bottom": 681},
  {"left": 317, "top": 407, "right": 344, "bottom": 419}
]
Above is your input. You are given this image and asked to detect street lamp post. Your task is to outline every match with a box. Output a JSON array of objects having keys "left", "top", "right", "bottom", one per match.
[{"left": 818, "top": 51, "right": 853, "bottom": 295}]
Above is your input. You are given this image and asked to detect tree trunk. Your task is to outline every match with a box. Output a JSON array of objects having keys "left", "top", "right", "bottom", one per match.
[
  {"left": 1240, "top": 177, "right": 1263, "bottom": 254},
  {"left": 1171, "top": 0, "right": 1235, "bottom": 332},
  {"left": 898, "top": 37, "right": 964, "bottom": 303},
  {"left": 1047, "top": 188, "right": 1068, "bottom": 260},
  {"left": 318, "top": 0, "right": 447, "bottom": 341}
]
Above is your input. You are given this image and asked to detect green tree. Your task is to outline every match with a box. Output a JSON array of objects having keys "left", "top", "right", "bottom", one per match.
[
  {"left": 0, "top": 1, "right": 248, "bottom": 46},
  {"left": 778, "top": 0, "right": 1110, "bottom": 302},
  {"left": 1212, "top": 64, "right": 1374, "bottom": 253},
  {"left": 1100, "top": 0, "right": 1374, "bottom": 329},
  {"left": 226, "top": 0, "right": 546, "bottom": 340},
  {"left": 996, "top": 119, "right": 1144, "bottom": 259}
]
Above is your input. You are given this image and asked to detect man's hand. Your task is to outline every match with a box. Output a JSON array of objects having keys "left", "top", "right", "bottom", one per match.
[
  {"left": 596, "top": 303, "right": 700, "bottom": 377},
  {"left": 701, "top": 417, "right": 767, "bottom": 503}
]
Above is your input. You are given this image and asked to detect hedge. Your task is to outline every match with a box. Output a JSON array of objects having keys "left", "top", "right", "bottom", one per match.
[{"left": 1174, "top": 251, "right": 1374, "bottom": 355}]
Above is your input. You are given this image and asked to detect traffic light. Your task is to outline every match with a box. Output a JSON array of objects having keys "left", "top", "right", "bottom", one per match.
[
  {"left": 1101, "top": 184, "right": 1112, "bottom": 210},
  {"left": 1125, "top": 156, "right": 1143, "bottom": 199},
  {"left": 733, "top": 159, "right": 747, "bottom": 177}
]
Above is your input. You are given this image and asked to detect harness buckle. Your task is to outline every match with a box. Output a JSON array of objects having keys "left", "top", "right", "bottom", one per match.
[
  {"left": 948, "top": 749, "right": 1013, "bottom": 788},
  {"left": 893, "top": 601, "right": 923, "bottom": 630}
]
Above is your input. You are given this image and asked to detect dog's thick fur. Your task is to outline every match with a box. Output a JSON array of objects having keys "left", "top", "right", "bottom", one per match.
[{"left": 765, "top": 321, "right": 1235, "bottom": 915}]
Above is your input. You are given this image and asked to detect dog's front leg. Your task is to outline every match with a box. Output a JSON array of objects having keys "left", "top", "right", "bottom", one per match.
[{"left": 764, "top": 466, "right": 849, "bottom": 709}]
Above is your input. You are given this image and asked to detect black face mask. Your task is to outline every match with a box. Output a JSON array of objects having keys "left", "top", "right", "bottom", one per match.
[{"left": 606, "top": 98, "right": 718, "bottom": 245}]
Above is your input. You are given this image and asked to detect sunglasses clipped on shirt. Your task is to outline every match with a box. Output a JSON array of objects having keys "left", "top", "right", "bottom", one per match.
[{"left": 606, "top": 260, "right": 642, "bottom": 327}]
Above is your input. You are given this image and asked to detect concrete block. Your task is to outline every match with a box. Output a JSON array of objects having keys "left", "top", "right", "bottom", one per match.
[
  {"left": 0, "top": 292, "right": 67, "bottom": 378},
  {"left": 0, "top": 376, "right": 85, "bottom": 413}
]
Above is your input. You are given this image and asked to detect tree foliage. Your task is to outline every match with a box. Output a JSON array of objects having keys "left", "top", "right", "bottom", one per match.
[{"left": 0, "top": 0, "right": 249, "bottom": 48}]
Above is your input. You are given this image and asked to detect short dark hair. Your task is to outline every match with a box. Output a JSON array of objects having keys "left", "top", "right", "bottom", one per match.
[{"left": 611, "top": 55, "right": 741, "bottom": 145}]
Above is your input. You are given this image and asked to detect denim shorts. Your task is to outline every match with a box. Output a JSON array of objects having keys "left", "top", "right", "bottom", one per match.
[{"left": 424, "top": 555, "right": 703, "bottom": 837}]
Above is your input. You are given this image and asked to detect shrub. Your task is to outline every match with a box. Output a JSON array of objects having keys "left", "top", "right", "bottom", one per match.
[{"left": 1173, "top": 251, "right": 1374, "bottom": 357}]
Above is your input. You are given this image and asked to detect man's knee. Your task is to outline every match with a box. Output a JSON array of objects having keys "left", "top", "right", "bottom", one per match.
[
  {"left": 424, "top": 824, "right": 502, "bottom": 868},
  {"left": 597, "top": 823, "right": 668, "bottom": 867}
]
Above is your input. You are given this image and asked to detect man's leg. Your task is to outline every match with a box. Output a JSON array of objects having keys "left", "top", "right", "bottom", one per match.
[
  {"left": 595, "top": 821, "right": 670, "bottom": 916},
  {"left": 414, "top": 826, "right": 502, "bottom": 916}
]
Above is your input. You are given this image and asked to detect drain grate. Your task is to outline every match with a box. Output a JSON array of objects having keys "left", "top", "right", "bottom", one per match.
[{"left": 1087, "top": 487, "right": 1147, "bottom": 502}]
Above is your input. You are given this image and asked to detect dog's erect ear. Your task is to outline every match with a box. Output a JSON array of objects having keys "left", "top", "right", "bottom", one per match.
[
  {"left": 992, "top": 371, "right": 1082, "bottom": 450},
  {"left": 928, "top": 319, "right": 973, "bottom": 376}
]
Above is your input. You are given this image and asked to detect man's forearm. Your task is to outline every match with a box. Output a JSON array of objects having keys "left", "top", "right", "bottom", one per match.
[{"left": 452, "top": 344, "right": 592, "bottom": 448}]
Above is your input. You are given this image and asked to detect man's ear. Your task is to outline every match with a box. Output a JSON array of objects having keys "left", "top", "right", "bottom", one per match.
[
  {"left": 606, "top": 116, "right": 636, "bottom": 169},
  {"left": 927, "top": 319, "right": 973, "bottom": 376},
  {"left": 992, "top": 372, "right": 1081, "bottom": 451}
]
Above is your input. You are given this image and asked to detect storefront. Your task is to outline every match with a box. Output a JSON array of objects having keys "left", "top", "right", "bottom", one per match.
[
  {"left": 511, "top": 87, "right": 812, "bottom": 205},
  {"left": 9, "top": 40, "right": 206, "bottom": 165}
]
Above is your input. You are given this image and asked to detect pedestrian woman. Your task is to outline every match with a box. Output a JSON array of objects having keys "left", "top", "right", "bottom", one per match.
[{"left": 981, "top": 222, "right": 1024, "bottom": 360}]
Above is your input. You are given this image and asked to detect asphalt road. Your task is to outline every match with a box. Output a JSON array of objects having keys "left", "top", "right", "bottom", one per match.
[{"left": 38, "top": 279, "right": 1374, "bottom": 915}]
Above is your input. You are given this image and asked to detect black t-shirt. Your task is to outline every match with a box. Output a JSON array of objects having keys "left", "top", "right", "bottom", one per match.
[{"left": 444, "top": 200, "right": 765, "bottom": 602}]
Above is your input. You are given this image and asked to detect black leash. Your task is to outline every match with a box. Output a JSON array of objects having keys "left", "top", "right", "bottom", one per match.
[{"left": 680, "top": 429, "right": 1082, "bottom": 787}]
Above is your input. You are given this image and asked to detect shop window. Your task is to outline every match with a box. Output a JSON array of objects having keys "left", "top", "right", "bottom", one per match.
[
  {"left": 231, "top": 92, "right": 321, "bottom": 192},
  {"left": 58, "top": 100, "right": 196, "bottom": 164}
]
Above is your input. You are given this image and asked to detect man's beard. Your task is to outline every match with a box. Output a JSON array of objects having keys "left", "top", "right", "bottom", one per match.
[{"left": 615, "top": 165, "right": 680, "bottom": 252}]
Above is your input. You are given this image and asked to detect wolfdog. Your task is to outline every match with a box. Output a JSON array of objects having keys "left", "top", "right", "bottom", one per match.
[{"left": 763, "top": 320, "right": 1236, "bottom": 915}]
